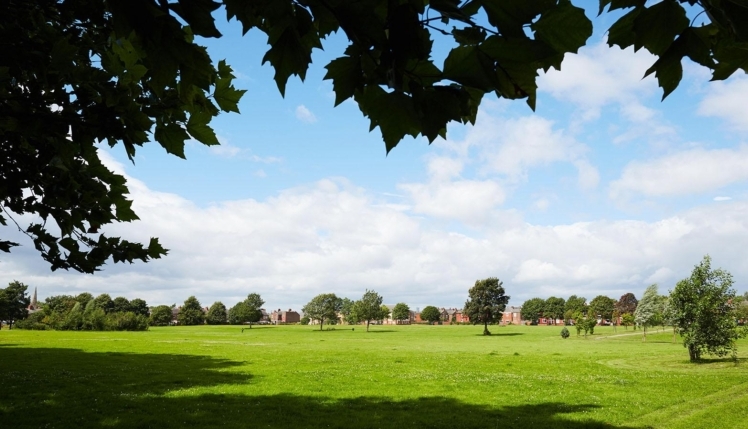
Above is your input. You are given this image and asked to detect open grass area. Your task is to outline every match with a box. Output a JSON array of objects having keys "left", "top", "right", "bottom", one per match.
[{"left": 2, "top": 325, "right": 747, "bottom": 428}]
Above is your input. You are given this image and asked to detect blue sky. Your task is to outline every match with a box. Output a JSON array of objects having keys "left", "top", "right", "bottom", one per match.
[{"left": 3, "top": 2, "right": 748, "bottom": 312}]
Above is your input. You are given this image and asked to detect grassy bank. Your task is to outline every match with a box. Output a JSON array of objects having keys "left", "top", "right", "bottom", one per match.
[{"left": 1, "top": 324, "right": 747, "bottom": 428}]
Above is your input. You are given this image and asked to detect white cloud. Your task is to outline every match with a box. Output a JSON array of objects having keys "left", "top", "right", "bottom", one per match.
[
  {"left": 209, "top": 143, "right": 241, "bottom": 157},
  {"left": 295, "top": 105, "right": 317, "bottom": 124},
  {"left": 714, "top": 196, "right": 732, "bottom": 202},
  {"left": 698, "top": 76, "right": 748, "bottom": 130},
  {"left": 610, "top": 146, "right": 748, "bottom": 199},
  {"left": 539, "top": 42, "right": 658, "bottom": 120},
  {"left": 398, "top": 179, "right": 506, "bottom": 224}
]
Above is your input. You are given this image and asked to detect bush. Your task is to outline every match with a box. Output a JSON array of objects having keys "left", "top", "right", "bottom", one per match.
[
  {"left": 300, "top": 316, "right": 310, "bottom": 325},
  {"left": 105, "top": 312, "right": 149, "bottom": 331},
  {"left": 560, "top": 327, "right": 570, "bottom": 339},
  {"left": 15, "top": 312, "right": 48, "bottom": 330}
]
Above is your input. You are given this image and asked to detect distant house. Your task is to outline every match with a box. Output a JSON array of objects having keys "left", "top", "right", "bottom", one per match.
[
  {"left": 502, "top": 306, "right": 523, "bottom": 325},
  {"left": 271, "top": 309, "right": 300, "bottom": 324},
  {"left": 442, "top": 308, "right": 470, "bottom": 323}
]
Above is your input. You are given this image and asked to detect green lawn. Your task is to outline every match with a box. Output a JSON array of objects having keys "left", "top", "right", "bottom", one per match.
[{"left": 1, "top": 325, "right": 747, "bottom": 428}]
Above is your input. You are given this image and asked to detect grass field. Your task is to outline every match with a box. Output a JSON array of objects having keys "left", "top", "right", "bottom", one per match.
[{"left": 1, "top": 324, "right": 747, "bottom": 429}]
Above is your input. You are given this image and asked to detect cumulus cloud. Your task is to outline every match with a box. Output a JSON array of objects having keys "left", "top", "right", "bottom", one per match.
[
  {"left": 295, "top": 105, "right": 317, "bottom": 124},
  {"left": 698, "top": 76, "right": 748, "bottom": 130},
  {"left": 610, "top": 145, "right": 748, "bottom": 199}
]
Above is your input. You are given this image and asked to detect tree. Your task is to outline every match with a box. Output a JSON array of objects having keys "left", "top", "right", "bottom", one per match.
[
  {"left": 521, "top": 297, "right": 546, "bottom": 325},
  {"left": 635, "top": 284, "right": 663, "bottom": 342},
  {"left": 5, "top": 1, "right": 746, "bottom": 272},
  {"left": 560, "top": 327, "right": 570, "bottom": 339},
  {"left": 129, "top": 298, "right": 149, "bottom": 317},
  {"left": 378, "top": 305, "right": 391, "bottom": 324},
  {"left": 391, "top": 303, "right": 411, "bottom": 324},
  {"left": 93, "top": 294, "right": 114, "bottom": 314},
  {"left": 243, "top": 293, "right": 265, "bottom": 328},
  {"left": 339, "top": 297, "right": 356, "bottom": 325},
  {"left": 564, "top": 295, "right": 587, "bottom": 322},
  {"left": 177, "top": 296, "right": 204, "bottom": 326},
  {"left": 0, "top": 281, "right": 30, "bottom": 329},
  {"left": 112, "top": 296, "right": 131, "bottom": 313},
  {"left": 302, "top": 293, "right": 341, "bottom": 331},
  {"left": 420, "top": 306, "right": 441, "bottom": 325},
  {"left": 75, "top": 293, "right": 94, "bottom": 307},
  {"left": 352, "top": 290, "right": 384, "bottom": 332},
  {"left": 543, "top": 296, "right": 565, "bottom": 325},
  {"left": 149, "top": 305, "right": 172, "bottom": 326},
  {"left": 616, "top": 293, "right": 639, "bottom": 316},
  {"left": 670, "top": 256, "right": 746, "bottom": 362},
  {"left": 463, "top": 277, "right": 510, "bottom": 335},
  {"left": 589, "top": 295, "right": 615, "bottom": 324},
  {"left": 206, "top": 302, "right": 228, "bottom": 325},
  {"left": 621, "top": 313, "right": 635, "bottom": 331}
]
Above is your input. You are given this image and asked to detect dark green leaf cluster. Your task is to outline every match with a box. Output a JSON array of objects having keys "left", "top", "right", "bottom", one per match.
[
  {"left": 32, "top": 291, "right": 150, "bottom": 331},
  {"left": 206, "top": 301, "right": 228, "bottom": 325},
  {"left": 601, "top": 0, "right": 748, "bottom": 98},
  {"left": 463, "top": 277, "right": 509, "bottom": 335},
  {"left": 420, "top": 305, "right": 441, "bottom": 324},
  {"left": 1, "top": 0, "right": 243, "bottom": 272},
  {"left": 350, "top": 290, "right": 385, "bottom": 331},
  {"left": 391, "top": 302, "right": 411, "bottom": 322},
  {"left": 178, "top": 296, "right": 205, "bottom": 326}
]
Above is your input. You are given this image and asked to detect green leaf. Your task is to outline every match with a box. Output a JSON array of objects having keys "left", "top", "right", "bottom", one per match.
[
  {"left": 355, "top": 86, "right": 420, "bottom": 153},
  {"left": 0, "top": 240, "right": 19, "bottom": 253},
  {"left": 324, "top": 55, "right": 363, "bottom": 106},
  {"left": 442, "top": 46, "right": 496, "bottom": 91},
  {"left": 213, "top": 77, "right": 246, "bottom": 113},
  {"left": 170, "top": 0, "right": 222, "bottom": 38},
  {"left": 532, "top": 1, "right": 592, "bottom": 55},
  {"left": 154, "top": 123, "right": 190, "bottom": 159},
  {"left": 187, "top": 110, "right": 220, "bottom": 146},
  {"left": 599, "top": 0, "right": 645, "bottom": 15},
  {"left": 606, "top": 8, "right": 640, "bottom": 49},
  {"left": 481, "top": 0, "right": 556, "bottom": 38},
  {"left": 644, "top": 47, "right": 683, "bottom": 100},
  {"left": 452, "top": 26, "right": 486, "bottom": 45},
  {"left": 632, "top": 0, "right": 689, "bottom": 55}
]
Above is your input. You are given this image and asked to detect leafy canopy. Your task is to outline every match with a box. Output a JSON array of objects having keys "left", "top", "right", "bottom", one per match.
[
  {"left": 420, "top": 306, "right": 441, "bottom": 324},
  {"left": 302, "top": 293, "right": 342, "bottom": 330},
  {"left": 669, "top": 255, "right": 745, "bottom": 362},
  {"left": 3, "top": 0, "right": 747, "bottom": 272},
  {"left": 352, "top": 290, "right": 384, "bottom": 331},
  {"left": 463, "top": 277, "right": 509, "bottom": 335}
]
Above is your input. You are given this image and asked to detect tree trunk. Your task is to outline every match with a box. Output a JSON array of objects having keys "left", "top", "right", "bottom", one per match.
[
  {"left": 483, "top": 321, "right": 490, "bottom": 336},
  {"left": 688, "top": 345, "right": 699, "bottom": 362},
  {"left": 320, "top": 318, "right": 324, "bottom": 331},
  {"left": 366, "top": 320, "right": 370, "bottom": 332},
  {"left": 642, "top": 325, "right": 646, "bottom": 342},
  {"left": 672, "top": 326, "right": 676, "bottom": 343}
]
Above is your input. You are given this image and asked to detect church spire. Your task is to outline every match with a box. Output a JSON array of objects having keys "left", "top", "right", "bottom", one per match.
[{"left": 31, "top": 287, "right": 37, "bottom": 308}]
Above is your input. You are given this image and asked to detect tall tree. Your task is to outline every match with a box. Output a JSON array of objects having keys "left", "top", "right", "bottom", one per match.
[
  {"left": 177, "top": 296, "right": 204, "bottom": 326},
  {"left": 302, "top": 293, "right": 342, "bottom": 331},
  {"left": 589, "top": 295, "right": 616, "bottom": 324},
  {"left": 543, "top": 296, "right": 566, "bottom": 325},
  {"left": 616, "top": 293, "right": 639, "bottom": 316},
  {"left": 420, "top": 306, "right": 441, "bottom": 325},
  {"left": 463, "top": 277, "right": 510, "bottom": 335},
  {"left": 75, "top": 293, "right": 94, "bottom": 307},
  {"left": 206, "top": 302, "right": 228, "bottom": 325},
  {"left": 391, "top": 303, "right": 411, "bottom": 324},
  {"left": 243, "top": 293, "right": 265, "bottom": 328},
  {"left": 521, "top": 297, "right": 546, "bottom": 325},
  {"left": 0, "top": 281, "right": 30, "bottom": 329},
  {"left": 670, "top": 256, "right": 745, "bottom": 362},
  {"left": 4, "top": 1, "right": 745, "bottom": 272},
  {"left": 635, "top": 284, "right": 663, "bottom": 342},
  {"left": 352, "top": 290, "right": 384, "bottom": 332}
]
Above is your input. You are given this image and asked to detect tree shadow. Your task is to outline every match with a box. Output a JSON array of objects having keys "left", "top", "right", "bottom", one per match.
[
  {"left": 473, "top": 332, "right": 525, "bottom": 337},
  {"left": 0, "top": 345, "right": 645, "bottom": 429}
]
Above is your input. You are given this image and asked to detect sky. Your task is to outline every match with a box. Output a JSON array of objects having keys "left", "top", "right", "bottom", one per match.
[{"left": 3, "top": 2, "right": 748, "bottom": 312}]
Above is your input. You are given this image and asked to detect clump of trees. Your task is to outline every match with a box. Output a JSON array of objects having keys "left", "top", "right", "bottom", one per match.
[
  {"left": 15, "top": 292, "right": 150, "bottom": 331},
  {"left": 0, "top": 281, "right": 30, "bottom": 329},
  {"left": 228, "top": 293, "right": 265, "bottom": 327},
  {"left": 420, "top": 306, "right": 441, "bottom": 325}
]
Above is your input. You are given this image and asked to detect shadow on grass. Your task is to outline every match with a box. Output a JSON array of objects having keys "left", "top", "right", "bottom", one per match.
[
  {"left": 0, "top": 345, "right": 643, "bottom": 429},
  {"left": 473, "top": 332, "right": 525, "bottom": 337}
]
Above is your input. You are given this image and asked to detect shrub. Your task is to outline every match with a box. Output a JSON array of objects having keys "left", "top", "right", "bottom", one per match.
[
  {"left": 15, "top": 312, "right": 48, "bottom": 330},
  {"left": 561, "top": 327, "right": 570, "bottom": 339},
  {"left": 105, "top": 312, "right": 149, "bottom": 331}
]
